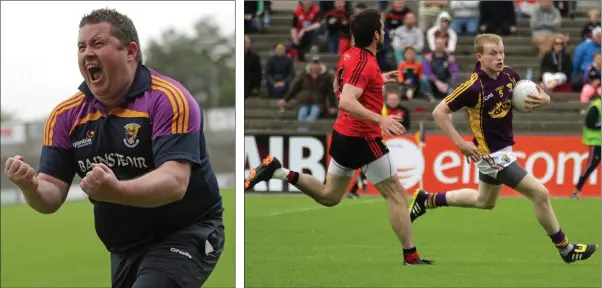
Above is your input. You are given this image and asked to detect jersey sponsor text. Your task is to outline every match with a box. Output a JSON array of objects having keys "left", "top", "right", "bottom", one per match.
[{"left": 78, "top": 153, "right": 149, "bottom": 172}]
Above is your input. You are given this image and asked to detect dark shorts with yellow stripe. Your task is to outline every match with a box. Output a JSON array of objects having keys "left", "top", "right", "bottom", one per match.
[{"left": 329, "top": 129, "right": 389, "bottom": 170}]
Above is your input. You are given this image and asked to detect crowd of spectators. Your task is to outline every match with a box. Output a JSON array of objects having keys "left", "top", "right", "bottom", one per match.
[{"left": 245, "top": 0, "right": 601, "bottom": 130}]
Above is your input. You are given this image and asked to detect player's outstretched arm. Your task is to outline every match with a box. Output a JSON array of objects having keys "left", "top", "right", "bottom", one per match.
[
  {"left": 432, "top": 102, "right": 465, "bottom": 146},
  {"left": 433, "top": 76, "right": 481, "bottom": 160}
]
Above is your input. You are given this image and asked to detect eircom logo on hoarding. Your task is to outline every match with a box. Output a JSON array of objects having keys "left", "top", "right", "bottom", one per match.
[{"left": 244, "top": 134, "right": 600, "bottom": 197}]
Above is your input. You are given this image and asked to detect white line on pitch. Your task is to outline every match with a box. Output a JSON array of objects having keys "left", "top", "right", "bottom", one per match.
[{"left": 247, "top": 198, "right": 383, "bottom": 218}]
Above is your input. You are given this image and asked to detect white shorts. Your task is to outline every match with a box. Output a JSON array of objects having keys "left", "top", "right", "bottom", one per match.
[
  {"left": 327, "top": 153, "right": 396, "bottom": 185},
  {"left": 475, "top": 146, "right": 517, "bottom": 179}
]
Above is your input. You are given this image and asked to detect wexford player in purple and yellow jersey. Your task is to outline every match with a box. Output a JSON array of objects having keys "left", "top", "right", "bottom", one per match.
[
  {"left": 409, "top": 33, "right": 598, "bottom": 264},
  {"left": 3, "top": 9, "right": 224, "bottom": 287}
]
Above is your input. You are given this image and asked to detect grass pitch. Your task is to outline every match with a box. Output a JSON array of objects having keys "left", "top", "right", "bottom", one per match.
[
  {"left": 1, "top": 189, "right": 235, "bottom": 288},
  {"left": 245, "top": 194, "right": 601, "bottom": 287}
]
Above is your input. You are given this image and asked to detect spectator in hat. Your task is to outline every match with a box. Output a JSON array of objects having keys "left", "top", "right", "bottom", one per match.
[
  {"left": 279, "top": 56, "right": 337, "bottom": 130},
  {"left": 426, "top": 11, "right": 457, "bottom": 54}
]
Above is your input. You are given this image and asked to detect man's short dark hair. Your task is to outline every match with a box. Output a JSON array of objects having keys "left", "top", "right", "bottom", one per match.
[
  {"left": 351, "top": 9, "right": 382, "bottom": 48},
  {"left": 79, "top": 8, "right": 142, "bottom": 62}
]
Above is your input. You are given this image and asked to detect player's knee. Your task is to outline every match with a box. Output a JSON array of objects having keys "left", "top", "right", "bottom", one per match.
[
  {"left": 320, "top": 196, "right": 342, "bottom": 207},
  {"left": 374, "top": 178, "right": 405, "bottom": 203},
  {"left": 531, "top": 186, "right": 551, "bottom": 206},
  {"left": 477, "top": 201, "right": 496, "bottom": 210}
]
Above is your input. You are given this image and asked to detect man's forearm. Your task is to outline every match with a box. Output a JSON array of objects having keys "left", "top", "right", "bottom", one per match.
[
  {"left": 339, "top": 96, "right": 381, "bottom": 124},
  {"left": 21, "top": 179, "right": 65, "bottom": 214},
  {"left": 118, "top": 168, "right": 188, "bottom": 208},
  {"left": 433, "top": 109, "right": 464, "bottom": 145}
]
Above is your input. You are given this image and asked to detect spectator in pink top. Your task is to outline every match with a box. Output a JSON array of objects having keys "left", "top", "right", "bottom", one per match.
[{"left": 581, "top": 52, "right": 602, "bottom": 103}]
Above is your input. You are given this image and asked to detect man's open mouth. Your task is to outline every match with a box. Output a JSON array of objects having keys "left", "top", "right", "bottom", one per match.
[
  {"left": 87, "top": 65, "right": 103, "bottom": 82},
  {"left": 496, "top": 62, "right": 503, "bottom": 68}
]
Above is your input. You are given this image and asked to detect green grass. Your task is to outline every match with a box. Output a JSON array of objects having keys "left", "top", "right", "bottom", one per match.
[
  {"left": 1, "top": 189, "right": 235, "bottom": 288},
  {"left": 245, "top": 194, "right": 601, "bottom": 287}
]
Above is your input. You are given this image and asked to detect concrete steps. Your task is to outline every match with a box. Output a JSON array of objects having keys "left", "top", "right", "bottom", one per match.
[
  {"left": 265, "top": 14, "right": 590, "bottom": 29},
  {"left": 245, "top": 6, "right": 598, "bottom": 134}
]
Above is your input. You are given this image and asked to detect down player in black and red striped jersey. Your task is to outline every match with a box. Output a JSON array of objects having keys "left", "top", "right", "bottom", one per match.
[{"left": 245, "top": 9, "right": 433, "bottom": 266}]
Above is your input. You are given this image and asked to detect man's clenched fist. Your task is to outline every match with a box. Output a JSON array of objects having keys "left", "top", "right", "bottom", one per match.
[
  {"left": 4, "top": 155, "right": 38, "bottom": 190},
  {"left": 80, "top": 163, "right": 122, "bottom": 202}
]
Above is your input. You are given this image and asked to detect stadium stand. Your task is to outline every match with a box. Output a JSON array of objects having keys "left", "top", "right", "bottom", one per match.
[{"left": 245, "top": 0, "right": 601, "bottom": 135}]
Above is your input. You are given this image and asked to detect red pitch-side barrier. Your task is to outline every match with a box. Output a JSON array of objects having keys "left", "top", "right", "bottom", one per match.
[{"left": 244, "top": 134, "right": 600, "bottom": 197}]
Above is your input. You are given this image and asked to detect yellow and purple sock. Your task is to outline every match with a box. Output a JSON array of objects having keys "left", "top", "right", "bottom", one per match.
[
  {"left": 549, "top": 229, "right": 573, "bottom": 255},
  {"left": 426, "top": 192, "right": 447, "bottom": 209}
]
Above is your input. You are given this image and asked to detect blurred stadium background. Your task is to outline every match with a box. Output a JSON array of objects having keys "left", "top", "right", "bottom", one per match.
[
  {"left": 1, "top": 15, "right": 234, "bottom": 288},
  {"left": 244, "top": 1, "right": 601, "bottom": 287}
]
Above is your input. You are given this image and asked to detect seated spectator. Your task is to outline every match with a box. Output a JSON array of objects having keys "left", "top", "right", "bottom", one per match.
[
  {"left": 397, "top": 47, "right": 422, "bottom": 101},
  {"left": 291, "top": 0, "right": 321, "bottom": 62},
  {"left": 324, "top": 0, "right": 352, "bottom": 54},
  {"left": 581, "top": 9, "right": 601, "bottom": 42},
  {"left": 427, "top": 11, "right": 457, "bottom": 53},
  {"left": 554, "top": 0, "right": 576, "bottom": 19},
  {"left": 265, "top": 43, "right": 296, "bottom": 99},
  {"left": 531, "top": 0, "right": 562, "bottom": 58},
  {"left": 479, "top": 1, "right": 517, "bottom": 36},
  {"left": 244, "top": 36, "right": 261, "bottom": 99},
  {"left": 391, "top": 12, "right": 424, "bottom": 65},
  {"left": 516, "top": 0, "right": 539, "bottom": 18},
  {"left": 377, "top": 0, "right": 412, "bottom": 71},
  {"left": 418, "top": 0, "right": 448, "bottom": 32},
  {"left": 572, "top": 27, "right": 601, "bottom": 91},
  {"left": 279, "top": 56, "right": 334, "bottom": 127},
  {"left": 450, "top": 0, "right": 479, "bottom": 36},
  {"left": 258, "top": 1, "right": 273, "bottom": 29},
  {"left": 540, "top": 35, "right": 573, "bottom": 90},
  {"left": 319, "top": 0, "right": 352, "bottom": 18},
  {"left": 385, "top": 0, "right": 412, "bottom": 33},
  {"left": 580, "top": 52, "right": 601, "bottom": 103},
  {"left": 420, "top": 37, "right": 459, "bottom": 100},
  {"left": 245, "top": 1, "right": 262, "bottom": 33},
  {"left": 384, "top": 93, "right": 411, "bottom": 131}
]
